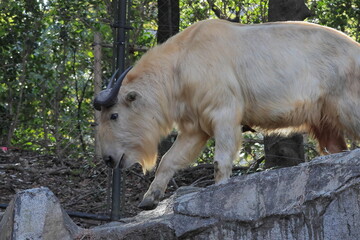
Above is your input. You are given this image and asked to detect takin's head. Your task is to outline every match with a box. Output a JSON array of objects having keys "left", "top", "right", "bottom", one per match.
[{"left": 93, "top": 66, "right": 170, "bottom": 173}]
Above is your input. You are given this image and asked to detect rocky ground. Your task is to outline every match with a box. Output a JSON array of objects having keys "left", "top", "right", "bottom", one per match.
[{"left": 0, "top": 149, "right": 219, "bottom": 228}]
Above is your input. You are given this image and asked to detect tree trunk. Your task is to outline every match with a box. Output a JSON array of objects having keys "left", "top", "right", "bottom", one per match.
[
  {"left": 6, "top": 44, "right": 31, "bottom": 146},
  {"left": 264, "top": 0, "right": 311, "bottom": 168},
  {"left": 93, "top": 32, "right": 102, "bottom": 160},
  {"left": 268, "top": 0, "right": 312, "bottom": 22},
  {"left": 157, "top": 0, "right": 180, "bottom": 44},
  {"left": 264, "top": 134, "right": 305, "bottom": 169}
]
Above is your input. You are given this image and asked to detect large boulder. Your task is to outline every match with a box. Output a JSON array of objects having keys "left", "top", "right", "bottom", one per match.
[
  {"left": 0, "top": 187, "right": 82, "bottom": 240},
  {"left": 88, "top": 149, "right": 360, "bottom": 239}
]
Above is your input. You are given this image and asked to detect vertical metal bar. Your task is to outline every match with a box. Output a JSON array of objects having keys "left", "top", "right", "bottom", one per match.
[
  {"left": 111, "top": 0, "right": 128, "bottom": 221},
  {"left": 117, "top": 0, "right": 127, "bottom": 74},
  {"left": 111, "top": 167, "right": 122, "bottom": 220}
]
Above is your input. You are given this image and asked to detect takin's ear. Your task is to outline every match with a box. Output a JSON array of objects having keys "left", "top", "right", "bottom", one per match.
[{"left": 125, "top": 91, "right": 139, "bottom": 102}]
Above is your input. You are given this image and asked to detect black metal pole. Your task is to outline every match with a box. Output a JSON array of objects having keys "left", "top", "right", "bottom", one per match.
[
  {"left": 111, "top": 0, "right": 128, "bottom": 221},
  {"left": 111, "top": 166, "right": 123, "bottom": 220},
  {"left": 116, "top": 0, "right": 127, "bottom": 74}
]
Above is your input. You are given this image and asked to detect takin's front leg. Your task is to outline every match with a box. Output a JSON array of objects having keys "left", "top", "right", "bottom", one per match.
[
  {"left": 138, "top": 131, "right": 209, "bottom": 210},
  {"left": 213, "top": 122, "right": 242, "bottom": 183}
]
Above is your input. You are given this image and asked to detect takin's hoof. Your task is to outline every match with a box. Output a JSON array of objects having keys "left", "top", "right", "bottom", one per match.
[
  {"left": 138, "top": 198, "right": 158, "bottom": 210},
  {"left": 138, "top": 190, "right": 161, "bottom": 210}
]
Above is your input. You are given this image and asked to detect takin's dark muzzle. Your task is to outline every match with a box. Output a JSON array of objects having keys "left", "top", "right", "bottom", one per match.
[
  {"left": 103, "top": 153, "right": 125, "bottom": 169},
  {"left": 93, "top": 66, "right": 133, "bottom": 111}
]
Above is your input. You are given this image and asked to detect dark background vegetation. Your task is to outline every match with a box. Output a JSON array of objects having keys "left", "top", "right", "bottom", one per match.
[{"left": 1, "top": 0, "right": 359, "bottom": 227}]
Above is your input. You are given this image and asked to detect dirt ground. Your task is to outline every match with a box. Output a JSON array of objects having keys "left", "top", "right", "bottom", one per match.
[{"left": 0, "top": 149, "right": 217, "bottom": 228}]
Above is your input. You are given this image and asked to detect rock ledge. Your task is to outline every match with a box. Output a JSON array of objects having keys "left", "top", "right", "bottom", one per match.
[{"left": 1, "top": 150, "right": 360, "bottom": 240}]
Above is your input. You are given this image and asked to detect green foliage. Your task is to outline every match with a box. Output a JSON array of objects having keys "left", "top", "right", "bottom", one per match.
[
  {"left": 180, "top": 0, "right": 268, "bottom": 26},
  {"left": 197, "top": 139, "right": 215, "bottom": 165},
  {"left": 127, "top": 1, "right": 158, "bottom": 61},
  {"left": 0, "top": 0, "right": 111, "bottom": 159},
  {"left": 308, "top": 0, "right": 360, "bottom": 41},
  {"left": 240, "top": 133, "right": 264, "bottom": 165}
]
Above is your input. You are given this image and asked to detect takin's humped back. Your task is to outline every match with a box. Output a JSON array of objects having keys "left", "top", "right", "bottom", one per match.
[{"left": 94, "top": 19, "right": 360, "bottom": 210}]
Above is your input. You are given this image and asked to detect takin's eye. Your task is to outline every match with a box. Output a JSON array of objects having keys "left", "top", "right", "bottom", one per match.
[{"left": 110, "top": 113, "right": 118, "bottom": 120}]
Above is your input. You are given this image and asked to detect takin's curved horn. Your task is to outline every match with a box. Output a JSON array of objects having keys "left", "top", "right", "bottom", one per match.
[
  {"left": 106, "top": 68, "right": 120, "bottom": 88},
  {"left": 93, "top": 66, "right": 133, "bottom": 111}
]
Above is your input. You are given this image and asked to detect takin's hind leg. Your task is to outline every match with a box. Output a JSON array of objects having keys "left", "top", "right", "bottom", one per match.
[{"left": 311, "top": 123, "right": 347, "bottom": 155}]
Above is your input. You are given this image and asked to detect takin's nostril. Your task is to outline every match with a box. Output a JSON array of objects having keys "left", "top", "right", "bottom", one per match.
[{"left": 103, "top": 156, "right": 114, "bottom": 167}]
